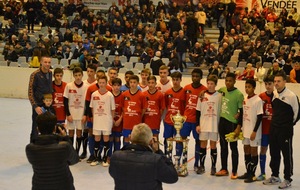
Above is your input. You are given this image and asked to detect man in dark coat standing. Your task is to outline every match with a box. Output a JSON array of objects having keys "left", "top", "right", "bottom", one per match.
[{"left": 24, "top": 0, "right": 36, "bottom": 33}]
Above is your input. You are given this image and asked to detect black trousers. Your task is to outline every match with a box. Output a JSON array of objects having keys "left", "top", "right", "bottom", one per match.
[
  {"left": 27, "top": 16, "right": 35, "bottom": 31},
  {"left": 269, "top": 126, "right": 293, "bottom": 180},
  {"left": 218, "top": 117, "right": 239, "bottom": 173},
  {"left": 30, "top": 107, "right": 38, "bottom": 143}
]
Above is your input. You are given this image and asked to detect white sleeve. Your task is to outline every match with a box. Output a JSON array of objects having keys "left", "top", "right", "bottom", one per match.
[{"left": 196, "top": 97, "right": 201, "bottom": 111}]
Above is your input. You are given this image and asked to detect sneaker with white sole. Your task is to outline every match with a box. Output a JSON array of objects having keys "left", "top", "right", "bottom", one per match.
[
  {"left": 90, "top": 157, "right": 102, "bottom": 166},
  {"left": 256, "top": 174, "right": 266, "bottom": 181},
  {"left": 278, "top": 179, "right": 292, "bottom": 189},
  {"left": 263, "top": 176, "right": 281, "bottom": 185}
]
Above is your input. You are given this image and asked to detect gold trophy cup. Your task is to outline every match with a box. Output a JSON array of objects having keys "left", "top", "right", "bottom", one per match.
[{"left": 170, "top": 111, "right": 187, "bottom": 140}]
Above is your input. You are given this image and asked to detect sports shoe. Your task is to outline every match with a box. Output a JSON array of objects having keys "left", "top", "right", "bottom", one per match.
[
  {"left": 194, "top": 166, "right": 199, "bottom": 173},
  {"left": 256, "top": 174, "right": 266, "bottom": 181},
  {"left": 196, "top": 166, "right": 205, "bottom": 175},
  {"left": 231, "top": 172, "right": 238, "bottom": 180},
  {"left": 210, "top": 167, "right": 216, "bottom": 175},
  {"left": 263, "top": 176, "right": 281, "bottom": 185},
  {"left": 90, "top": 157, "right": 102, "bottom": 166},
  {"left": 102, "top": 161, "right": 109, "bottom": 167},
  {"left": 86, "top": 155, "right": 96, "bottom": 163},
  {"left": 215, "top": 169, "right": 229, "bottom": 176},
  {"left": 278, "top": 179, "right": 292, "bottom": 189},
  {"left": 244, "top": 175, "right": 256, "bottom": 183},
  {"left": 79, "top": 152, "right": 87, "bottom": 160},
  {"left": 237, "top": 173, "right": 248, "bottom": 180}
]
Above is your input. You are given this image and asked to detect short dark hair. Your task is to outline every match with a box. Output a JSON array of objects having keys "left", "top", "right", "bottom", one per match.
[
  {"left": 170, "top": 71, "right": 182, "bottom": 79},
  {"left": 129, "top": 74, "right": 139, "bottom": 82},
  {"left": 192, "top": 68, "right": 203, "bottom": 78},
  {"left": 97, "top": 69, "right": 105, "bottom": 75},
  {"left": 87, "top": 64, "right": 97, "bottom": 71},
  {"left": 274, "top": 70, "right": 287, "bottom": 80},
  {"left": 147, "top": 75, "right": 157, "bottom": 82},
  {"left": 125, "top": 70, "right": 134, "bottom": 75},
  {"left": 246, "top": 79, "right": 256, "bottom": 88},
  {"left": 36, "top": 112, "right": 57, "bottom": 135},
  {"left": 112, "top": 77, "right": 122, "bottom": 85},
  {"left": 263, "top": 75, "right": 274, "bottom": 83},
  {"left": 73, "top": 67, "right": 83, "bottom": 74},
  {"left": 226, "top": 72, "right": 236, "bottom": 79},
  {"left": 54, "top": 68, "right": 63, "bottom": 75},
  {"left": 207, "top": 75, "right": 218, "bottom": 85}
]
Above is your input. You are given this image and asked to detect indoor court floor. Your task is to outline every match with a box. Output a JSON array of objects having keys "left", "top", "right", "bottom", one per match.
[{"left": 0, "top": 98, "right": 299, "bottom": 190}]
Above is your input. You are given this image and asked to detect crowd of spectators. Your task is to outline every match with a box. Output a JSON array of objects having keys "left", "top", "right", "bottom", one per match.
[{"left": 1, "top": 0, "right": 300, "bottom": 82}]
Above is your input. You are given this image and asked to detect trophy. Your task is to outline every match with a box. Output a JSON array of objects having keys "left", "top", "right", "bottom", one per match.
[
  {"left": 167, "top": 111, "right": 189, "bottom": 177},
  {"left": 170, "top": 111, "right": 187, "bottom": 140}
]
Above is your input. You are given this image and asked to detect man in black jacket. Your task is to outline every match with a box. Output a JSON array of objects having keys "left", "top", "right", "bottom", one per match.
[
  {"left": 109, "top": 123, "right": 178, "bottom": 190},
  {"left": 26, "top": 112, "right": 79, "bottom": 190}
]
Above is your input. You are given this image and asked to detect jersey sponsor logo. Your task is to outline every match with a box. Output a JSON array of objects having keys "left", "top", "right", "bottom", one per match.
[
  {"left": 167, "top": 94, "right": 173, "bottom": 98},
  {"left": 124, "top": 96, "right": 130, "bottom": 100},
  {"left": 185, "top": 90, "right": 191, "bottom": 94},
  {"left": 69, "top": 89, "right": 77, "bottom": 93},
  {"left": 93, "top": 96, "right": 100, "bottom": 100}
]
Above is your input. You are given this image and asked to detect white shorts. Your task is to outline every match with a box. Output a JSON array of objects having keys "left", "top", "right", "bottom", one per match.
[
  {"left": 66, "top": 120, "right": 84, "bottom": 130},
  {"left": 93, "top": 129, "right": 111, "bottom": 136},
  {"left": 199, "top": 132, "right": 218, "bottom": 141},
  {"left": 242, "top": 138, "right": 261, "bottom": 147}
]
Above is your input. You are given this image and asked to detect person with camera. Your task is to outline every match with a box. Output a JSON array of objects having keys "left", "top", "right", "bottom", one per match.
[
  {"left": 109, "top": 123, "right": 178, "bottom": 190},
  {"left": 26, "top": 112, "right": 79, "bottom": 190}
]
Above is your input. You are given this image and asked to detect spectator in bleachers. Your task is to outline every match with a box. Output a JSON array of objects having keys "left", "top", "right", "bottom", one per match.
[
  {"left": 195, "top": 7, "right": 206, "bottom": 38},
  {"left": 14, "top": 42, "right": 23, "bottom": 56},
  {"left": 233, "top": 34, "right": 245, "bottom": 50},
  {"left": 280, "top": 29, "right": 294, "bottom": 47},
  {"left": 248, "top": 24, "right": 260, "bottom": 41},
  {"left": 266, "top": 8, "right": 277, "bottom": 22},
  {"left": 72, "top": 42, "right": 84, "bottom": 59},
  {"left": 23, "top": 42, "right": 33, "bottom": 60},
  {"left": 9, "top": 34, "right": 19, "bottom": 46},
  {"left": 86, "top": 11, "right": 95, "bottom": 24},
  {"left": 238, "top": 46, "right": 252, "bottom": 63},
  {"left": 173, "top": 30, "right": 190, "bottom": 71},
  {"left": 208, "top": 61, "right": 221, "bottom": 77},
  {"left": 71, "top": 15, "right": 82, "bottom": 29},
  {"left": 290, "top": 62, "right": 300, "bottom": 83},
  {"left": 264, "top": 48, "right": 276, "bottom": 63},
  {"left": 168, "top": 50, "right": 179, "bottom": 73},
  {"left": 218, "top": 10, "right": 227, "bottom": 42},
  {"left": 5, "top": 19, "right": 17, "bottom": 38},
  {"left": 72, "top": 31, "right": 82, "bottom": 43},
  {"left": 168, "top": 15, "right": 181, "bottom": 36},
  {"left": 111, "top": 20, "right": 124, "bottom": 38},
  {"left": 64, "top": 28, "right": 73, "bottom": 42},
  {"left": 4, "top": 7, "right": 15, "bottom": 22},
  {"left": 266, "top": 61, "right": 284, "bottom": 77},
  {"left": 275, "top": 55, "right": 285, "bottom": 68},
  {"left": 6, "top": 45, "right": 18, "bottom": 62},
  {"left": 78, "top": 49, "right": 89, "bottom": 70},
  {"left": 293, "top": 50, "right": 300, "bottom": 62},
  {"left": 284, "top": 15, "right": 297, "bottom": 27},
  {"left": 82, "top": 19, "right": 93, "bottom": 34},
  {"left": 140, "top": 47, "right": 153, "bottom": 65},
  {"left": 150, "top": 51, "right": 164, "bottom": 75},
  {"left": 247, "top": 51, "right": 260, "bottom": 66},
  {"left": 24, "top": 0, "right": 36, "bottom": 34},
  {"left": 64, "top": 0, "right": 77, "bottom": 17},
  {"left": 238, "top": 63, "right": 254, "bottom": 80},
  {"left": 283, "top": 58, "right": 293, "bottom": 75},
  {"left": 189, "top": 42, "right": 204, "bottom": 67},
  {"left": 123, "top": 41, "right": 132, "bottom": 62},
  {"left": 266, "top": 39, "right": 279, "bottom": 53},
  {"left": 205, "top": 43, "right": 217, "bottom": 65},
  {"left": 95, "top": 34, "right": 108, "bottom": 53},
  {"left": 256, "top": 30, "right": 269, "bottom": 46},
  {"left": 205, "top": 3, "right": 214, "bottom": 28},
  {"left": 110, "top": 55, "right": 123, "bottom": 69},
  {"left": 254, "top": 62, "right": 266, "bottom": 82},
  {"left": 64, "top": 47, "right": 73, "bottom": 64},
  {"left": 276, "top": 47, "right": 288, "bottom": 61},
  {"left": 76, "top": 0, "right": 85, "bottom": 13},
  {"left": 109, "top": 40, "right": 124, "bottom": 56},
  {"left": 43, "top": 13, "right": 59, "bottom": 27},
  {"left": 168, "top": 2, "right": 179, "bottom": 17},
  {"left": 241, "top": 18, "right": 252, "bottom": 35},
  {"left": 288, "top": 8, "right": 299, "bottom": 24},
  {"left": 273, "top": 26, "right": 284, "bottom": 41},
  {"left": 279, "top": 7, "right": 288, "bottom": 21},
  {"left": 216, "top": 47, "right": 230, "bottom": 67},
  {"left": 132, "top": 43, "right": 143, "bottom": 57}
]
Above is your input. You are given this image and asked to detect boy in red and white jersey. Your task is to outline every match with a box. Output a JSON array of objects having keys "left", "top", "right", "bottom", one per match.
[
  {"left": 183, "top": 68, "right": 207, "bottom": 173},
  {"left": 237, "top": 79, "right": 263, "bottom": 183},
  {"left": 121, "top": 75, "right": 145, "bottom": 145},
  {"left": 156, "top": 65, "right": 173, "bottom": 93},
  {"left": 81, "top": 64, "right": 97, "bottom": 160},
  {"left": 89, "top": 75, "right": 115, "bottom": 167},
  {"left": 139, "top": 68, "right": 151, "bottom": 92},
  {"left": 256, "top": 75, "right": 274, "bottom": 181},
  {"left": 196, "top": 75, "right": 222, "bottom": 175},
  {"left": 163, "top": 71, "right": 185, "bottom": 157},
  {"left": 143, "top": 75, "right": 166, "bottom": 138},
  {"left": 52, "top": 68, "right": 67, "bottom": 124},
  {"left": 108, "top": 77, "right": 124, "bottom": 157},
  {"left": 63, "top": 67, "right": 88, "bottom": 154}
]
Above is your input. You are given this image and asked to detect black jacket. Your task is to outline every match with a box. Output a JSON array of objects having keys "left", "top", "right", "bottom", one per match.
[
  {"left": 26, "top": 135, "right": 79, "bottom": 190},
  {"left": 109, "top": 144, "right": 178, "bottom": 190}
]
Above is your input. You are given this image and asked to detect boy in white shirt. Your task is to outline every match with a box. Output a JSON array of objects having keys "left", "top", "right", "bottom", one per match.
[
  {"left": 90, "top": 75, "right": 115, "bottom": 167},
  {"left": 196, "top": 75, "right": 222, "bottom": 175},
  {"left": 63, "top": 67, "right": 88, "bottom": 153},
  {"left": 238, "top": 79, "right": 263, "bottom": 183}
]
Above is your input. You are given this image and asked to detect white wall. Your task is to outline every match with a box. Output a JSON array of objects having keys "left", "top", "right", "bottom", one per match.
[{"left": 1, "top": 67, "right": 300, "bottom": 99}]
